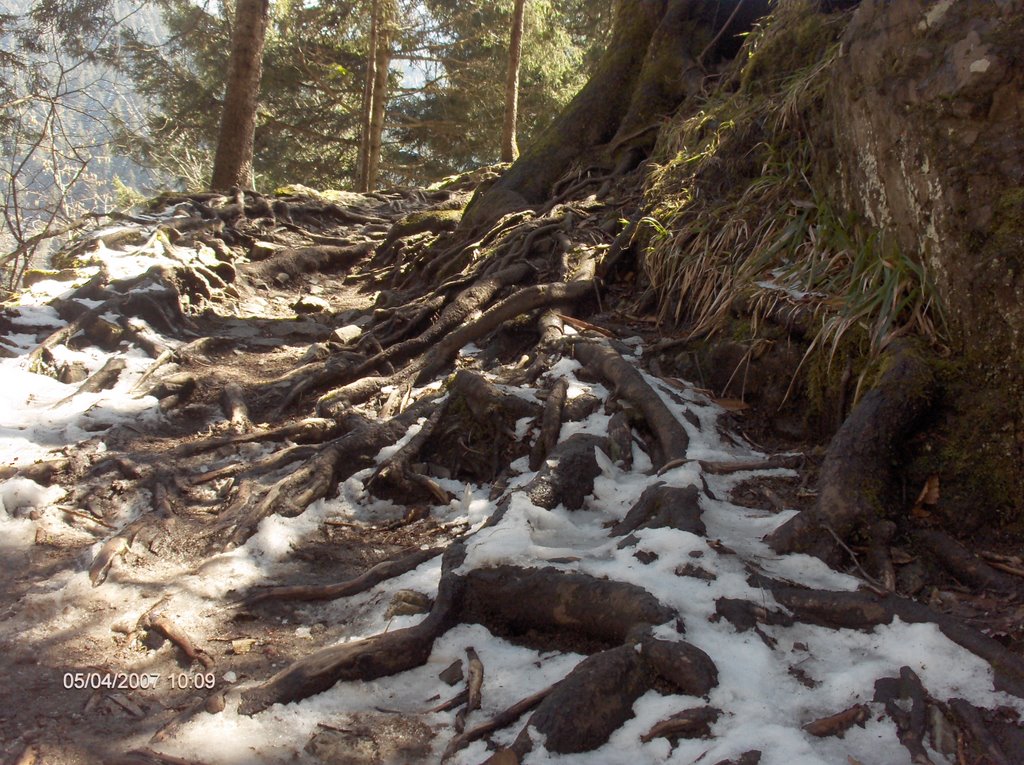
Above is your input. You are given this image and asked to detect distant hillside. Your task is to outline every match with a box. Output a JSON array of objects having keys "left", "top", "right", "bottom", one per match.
[{"left": 1, "top": 0, "right": 167, "bottom": 260}]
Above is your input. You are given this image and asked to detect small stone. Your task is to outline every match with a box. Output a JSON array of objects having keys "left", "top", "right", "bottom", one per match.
[
  {"left": 250, "top": 241, "right": 280, "bottom": 260},
  {"left": 205, "top": 693, "right": 226, "bottom": 713},
  {"left": 634, "top": 549, "right": 659, "bottom": 564},
  {"left": 438, "top": 660, "right": 463, "bottom": 686},
  {"left": 333, "top": 325, "right": 362, "bottom": 344},
  {"left": 293, "top": 295, "right": 331, "bottom": 314},
  {"left": 385, "top": 589, "right": 432, "bottom": 619},
  {"left": 58, "top": 362, "right": 89, "bottom": 384},
  {"left": 231, "top": 638, "right": 257, "bottom": 655}
]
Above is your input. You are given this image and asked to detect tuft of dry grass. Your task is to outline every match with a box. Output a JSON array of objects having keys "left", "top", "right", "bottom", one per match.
[{"left": 640, "top": 2, "right": 946, "bottom": 403}]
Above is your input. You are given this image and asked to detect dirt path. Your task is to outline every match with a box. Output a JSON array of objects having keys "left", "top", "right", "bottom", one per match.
[{"left": 1, "top": 183, "right": 1022, "bottom": 765}]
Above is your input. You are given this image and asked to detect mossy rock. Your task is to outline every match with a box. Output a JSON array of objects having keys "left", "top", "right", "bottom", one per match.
[{"left": 389, "top": 208, "right": 464, "bottom": 240}]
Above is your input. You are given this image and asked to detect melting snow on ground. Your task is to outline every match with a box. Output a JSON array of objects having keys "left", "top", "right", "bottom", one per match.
[{"left": 0, "top": 224, "right": 1021, "bottom": 764}]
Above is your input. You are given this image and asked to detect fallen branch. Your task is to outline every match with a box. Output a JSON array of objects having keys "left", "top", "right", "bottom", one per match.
[
  {"left": 243, "top": 546, "right": 444, "bottom": 606},
  {"left": 442, "top": 684, "right": 554, "bottom": 761}
]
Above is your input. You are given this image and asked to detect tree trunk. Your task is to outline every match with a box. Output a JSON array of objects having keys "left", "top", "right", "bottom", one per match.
[
  {"left": 501, "top": 0, "right": 527, "bottom": 163},
  {"left": 357, "top": 0, "right": 380, "bottom": 193},
  {"left": 210, "top": 0, "right": 269, "bottom": 191},
  {"left": 463, "top": 0, "right": 772, "bottom": 227},
  {"left": 357, "top": 0, "right": 395, "bottom": 193},
  {"left": 825, "top": 0, "right": 1024, "bottom": 528}
]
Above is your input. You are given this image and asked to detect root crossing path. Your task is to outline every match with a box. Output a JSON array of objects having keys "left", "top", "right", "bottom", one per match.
[{"left": 0, "top": 180, "right": 1022, "bottom": 765}]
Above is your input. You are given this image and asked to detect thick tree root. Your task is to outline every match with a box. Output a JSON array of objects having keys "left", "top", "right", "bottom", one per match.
[
  {"left": 242, "top": 546, "right": 445, "bottom": 606},
  {"left": 916, "top": 529, "right": 1020, "bottom": 594},
  {"left": 738, "top": 576, "right": 1024, "bottom": 699},
  {"left": 238, "top": 555, "right": 682, "bottom": 716},
  {"left": 572, "top": 337, "right": 689, "bottom": 466},
  {"left": 766, "top": 340, "right": 936, "bottom": 559}
]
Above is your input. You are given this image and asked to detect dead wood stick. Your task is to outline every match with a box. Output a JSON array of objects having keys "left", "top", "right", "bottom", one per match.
[
  {"left": 173, "top": 417, "right": 338, "bottom": 457},
  {"left": 573, "top": 338, "right": 689, "bottom": 466},
  {"left": 553, "top": 312, "right": 616, "bottom": 338},
  {"left": 657, "top": 454, "right": 803, "bottom": 476},
  {"left": 243, "top": 546, "right": 445, "bottom": 606},
  {"left": 141, "top": 612, "right": 214, "bottom": 669},
  {"left": 916, "top": 529, "right": 1018, "bottom": 593},
  {"left": 980, "top": 551, "right": 1024, "bottom": 566},
  {"left": 120, "top": 749, "right": 210, "bottom": 765},
  {"left": 948, "top": 698, "right": 1012, "bottom": 765},
  {"left": 190, "top": 444, "right": 318, "bottom": 485},
  {"left": 150, "top": 691, "right": 226, "bottom": 744},
  {"left": 641, "top": 706, "right": 721, "bottom": 743},
  {"left": 52, "top": 357, "right": 127, "bottom": 407},
  {"left": 986, "top": 560, "right": 1024, "bottom": 578},
  {"left": 426, "top": 688, "right": 469, "bottom": 714},
  {"left": 0, "top": 458, "right": 69, "bottom": 484},
  {"left": 454, "top": 646, "right": 484, "bottom": 733},
  {"left": 442, "top": 684, "right": 554, "bottom": 761},
  {"left": 699, "top": 455, "right": 803, "bottom": 474},
  {"left": 803, "top": 703, "right": 870, "bottom": 738},
  {"left": 89, "top": 536, "right": 130, "bottom": 586},
  {"left": 219, "top": 383, "right": 252, "bottom": 433},
  {"left": 529, "top": 377, "right": 568, "bottom": 470},
  {"left": 822, "top": 523, "right": 889, "bottom": 596},
  {"left": 59, "top": 505, "right": 117, "bottom": 530}
]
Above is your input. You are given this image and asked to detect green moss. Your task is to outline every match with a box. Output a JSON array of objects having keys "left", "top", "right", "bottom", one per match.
[
  {"left": 987, "top": 186, "right": 1024, "bottom": 260},
  {"left": 902, "top": 358, "right": 1021, "bottom": 532},
  {"left": 391, "top": 208, "right": 464, "bottom": 240},
  {"left": 739, "top": 7, "right": 834, "bottom": 93}
]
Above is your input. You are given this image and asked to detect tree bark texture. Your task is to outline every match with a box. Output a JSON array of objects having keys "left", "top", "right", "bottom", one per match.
[
  {"left": 501, "top": 0, "right": 527, "bottom": 163},
  {"left": 826, "top": 0, "right": 1024, "bottom": 524},
  {"left": 210, "top": 0, "right": 270, "bottom": 191},
  {"left": 356, "top": 0, "right": 379, "bottom": 193},
  {"left": 358, "top": 0, "right": 396, "bottom": 192}
]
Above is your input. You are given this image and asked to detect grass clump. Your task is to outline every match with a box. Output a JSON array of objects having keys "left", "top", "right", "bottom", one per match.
[{"left": 641, "top": 0, "right": 947, "bottom": 404}]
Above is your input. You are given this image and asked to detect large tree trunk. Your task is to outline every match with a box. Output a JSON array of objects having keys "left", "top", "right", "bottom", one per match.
[
  {"left": 356, "top": 0, "right": 380, "bottom": 193},
  {"left": 501, "top": 0, "right": 527, "bottom": 163},
  {"left": 357, "top": 0, "right": 396, "bottom": 193},
  {"left": 210, "top": 0, "right": 269, "bottom": 191},
  {"left": 823, "top": 0, "right": 1024, "bottom": 530},
  {"left": 463, "top": 0, "right": 772, "bottom": 227}
]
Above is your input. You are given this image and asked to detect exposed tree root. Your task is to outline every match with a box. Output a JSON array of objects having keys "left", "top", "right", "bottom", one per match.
[
  {"left": 916, "top": 529, "right": 1019, "bottom": 594},
  {"left": 238, "top": 553, "right": 682, "bottom": 716},
  {"left": 766, "top": 340, "right": 936, "bottom": 560},
  {"left": 9, "top": 125, "right": 1024, "bottom": 764},
  {"left": 741, "top": 576, "right": 1024, "bottom": 699},
  {"left": 573, "top": 337, "right": 689, "bottom": 466},
  {"left": 242, "top": 546, "right": 445, "bottom": 606},
  {"left": 612, "top": 483, "right": 705, "bottom": 537}
]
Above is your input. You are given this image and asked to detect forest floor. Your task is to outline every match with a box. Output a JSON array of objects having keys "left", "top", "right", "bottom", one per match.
[{"left": 1, "top": 181, "right": 1023, "bottom": 765}]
